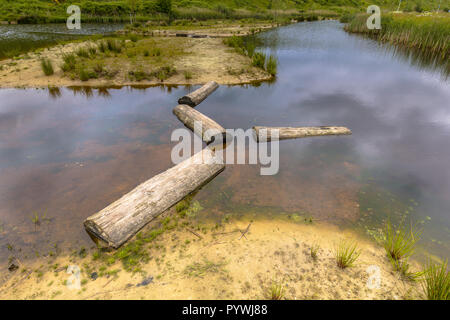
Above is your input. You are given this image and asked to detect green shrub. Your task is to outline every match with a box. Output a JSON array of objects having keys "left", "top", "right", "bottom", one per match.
[{"left": 129, "top": 34, "right": 139, "bottom": 42}]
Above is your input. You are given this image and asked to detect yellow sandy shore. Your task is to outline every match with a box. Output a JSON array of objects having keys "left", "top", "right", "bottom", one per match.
[{"left": 0, "top": 217, "right": 422, "bottom": 300}]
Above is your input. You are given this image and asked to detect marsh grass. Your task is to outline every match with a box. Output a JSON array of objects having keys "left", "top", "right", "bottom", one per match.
[
  {"left": 383, "top": 219, "right": 421, "bottom": 262},
  {"left": 335, "top": 240, "right": 361, "bottom": 269},
  {"left": 389, "top": 257, "right": 423, "bottom": 281},
  {"left": 421, "top": 259, "right": 449, "bottom": 300},
  {"left": 310, "top": 243, "right": 320, "bottom": 261},
  {"left": 252, "top": 52, "right": 266, "bottom": 69},
  {"left": 40, "top": 58, "right": 53, "bottom": 76},
  {"left": 344, "top": 13, "right": 449, "bottom": 75},
  {"left": 76, "top": 47, "right": 90, "bottom": 58},
  {"left": 61, "top": 53, "right": 76, "bottom": 72},
  {"left": 184, "top": 70, "right": 193, "bottom": 80},
  {"left": 266, "top": 54, "right": 277, "bottom": 76},
  {"left": 269, "top": 280, "right": 285, "bottom": 300}
]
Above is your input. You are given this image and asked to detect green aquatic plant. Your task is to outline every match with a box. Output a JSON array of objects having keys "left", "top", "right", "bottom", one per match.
[
  {"left": 383, "top": 219, "right": 421, "bottom": 262},
  {"left": 252, "top": 51, "right": 266, "bottom": 69},
  {"left": 269, "top": 280, "right": 285, "bottom": 300},
  {"left": 266, "top": 54, "right": 277, "bottom": 76},
  {"left": 40, "top": 58, "right": 54, "bottom": 76},
  {"left": 421, "top": 259, "right": 449, "bottom": 300},
  {"left": 335, "top": 239, "right": 361, "bottom": 269}
]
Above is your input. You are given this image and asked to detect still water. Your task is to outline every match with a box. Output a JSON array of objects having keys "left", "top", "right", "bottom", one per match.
[
  {"left": 0, "top": 21, "right": 449, "bottom": 265},
  {"left": 0, "top": 23, "right": 124, "bottom": 59}
]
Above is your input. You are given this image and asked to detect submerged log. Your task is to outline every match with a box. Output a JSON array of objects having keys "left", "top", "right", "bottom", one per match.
[
  {"left": 178, "top": 81, "right": 219, "bottom": 107},
  {"left": 173, "top": 104, "right": 226, "bottom": 144},
  {"left": 253, "top": 126, "right": 352, "bottom": 142},
  {"left": 84, "top": 147, "right": 225, "bottom": 249}
]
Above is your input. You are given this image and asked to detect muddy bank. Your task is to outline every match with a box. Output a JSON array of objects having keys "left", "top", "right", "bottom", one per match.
[{"left": 0, "top": 216, "right": 422, "bottom": 300}]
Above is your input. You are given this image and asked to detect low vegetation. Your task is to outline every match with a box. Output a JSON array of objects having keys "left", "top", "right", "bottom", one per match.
[
  {"left": 224, "top": 35, "right": 278, "bottom": 76},
  {"left": 58, "top": 37, "right": 182, "bottom": 82},
  {"left": 269, "top": 280, "right": 285, "bottom": 300},
  {"left": 382, "top": 219, "right": 423, "bottom": 280},
  {"left": 335, "top": 239, "right": 361, "bottom": 269},
  {"left": 421, "top": 259, "right": 449, "bottom": 300},
  {"left": 310, "top": 243, "right": 320, "bottom": 261},
  {"left": 40, "top": 58, "right": 54, "bottom": 76},
  {"left": 344, "top": 13, "right": 449, "bottom": 76}
]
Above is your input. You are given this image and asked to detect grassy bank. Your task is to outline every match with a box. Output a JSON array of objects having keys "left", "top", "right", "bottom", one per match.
[
  {"left": 0, "top": 0, "right": 444, "bottom": 24},
  {"left": 344, "top": 13, "right": 449, "bottom": 76}
]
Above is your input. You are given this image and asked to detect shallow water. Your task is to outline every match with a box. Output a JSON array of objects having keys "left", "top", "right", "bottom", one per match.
[
  {"left": 0, "top": 21, "right": 449, "bottom": 265},
  {"left": 0, "top": 23, "right": 124, "bottom": 59}
]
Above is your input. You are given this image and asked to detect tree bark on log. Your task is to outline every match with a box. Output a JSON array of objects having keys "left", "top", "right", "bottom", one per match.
[
  {"left": 253, "top": 126, "right": 352, "bottom": 142},
  {"left": 84, "top": 147, "right": 225, "bottom": 249},
  {"left": 173, "top": 104, "right": 226, "bottom": 144},
  {"left": 178, "top": 81, "right": 219, "bottom": 107}
]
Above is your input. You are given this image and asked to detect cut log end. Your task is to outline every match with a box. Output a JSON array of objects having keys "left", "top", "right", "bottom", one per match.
[{"left": 84, "top": 147, "right": 225, "bottom": 249}]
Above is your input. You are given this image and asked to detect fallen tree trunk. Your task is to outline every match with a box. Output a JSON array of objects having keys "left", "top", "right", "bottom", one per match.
[
  {"left": 84, "top": 147, "right": 225, "bottom": 249},
  {"left": 178, "top": 81, "right": 219, "bottom": 107},
  {"left": 173, "top": 104, "right": 226, "bottom": 144},
  {"left": 253, "top": 126, "right": 352, "bottom": 142}
]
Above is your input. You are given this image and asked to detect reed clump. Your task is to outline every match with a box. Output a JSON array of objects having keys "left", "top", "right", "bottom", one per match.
[
  {"left": 382, "top": 219, "right": 422, "bottom": 280},
  {"left": 421, "top": 259, "right": 449, "bottom": 300},
  {"left": 335, "top": 239, "right": 361, "bottom": 269},
  {"left": 344, "top": 13, "right": 449, "bottom": 62},
  {"left": 224, "top": 35, "right": 278, "bottom": 76},
  {"left": 269, "top": 280, "right": 285, "bottom": 300},
  {"left": 40, "top": 58, "right": 54, "bottom": 76}
]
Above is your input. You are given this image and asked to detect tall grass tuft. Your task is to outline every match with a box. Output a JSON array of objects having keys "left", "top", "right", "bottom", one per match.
[
  {"left": 383, "top": 219, "right": 421, "bottom": 262},
  {"left": 335, "top": 240, "right": 361, "bottom": 269},
  {"left": 269, "top": 280, "right": 285, "bottom": 300},
  {"left": 266, "top": 54, "right": 277, "bottom": 76},
  {"left": 310, "top": 243, "right": 320, "bottom": 261},
  {"left": 422, "top": 259, "right": 449, "bottom": 300},
  {"left": 61, "top": 53, "right": 76, "bottom": 72},
  {"left": 252, "top": 52, "right": 266, "bottom": 69},
  {"left": 344, "top": 13, "right": 449, "bottom": 72},
  {"left": 41, "top": 58, "right": 54, "bottom": 76}
]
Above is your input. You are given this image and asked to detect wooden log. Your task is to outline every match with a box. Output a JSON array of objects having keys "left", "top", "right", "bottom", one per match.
[
  {"left": 84, "top": 147, "right": 225, "bottom": 249},
  {"left": 173, "top": 104, "right": 226, "bottom": 144},
  {"left": 253, "top": 126, "right": 352, "bottom": 142},
  {"left": 178, "top": 81, "right": 219, "bottom": 107}
]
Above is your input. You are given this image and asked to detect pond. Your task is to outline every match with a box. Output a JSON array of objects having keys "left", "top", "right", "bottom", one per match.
[
  {"left": 0, "top": 23, "right": 124, "bottom": 59},
  {"left": 0, "top": 20, "right": 449, "bottom": 266}
]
